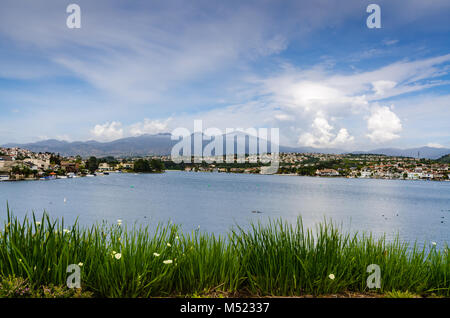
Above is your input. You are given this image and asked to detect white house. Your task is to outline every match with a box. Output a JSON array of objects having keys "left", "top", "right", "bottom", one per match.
[
  {"left": 98, "top": 163, "right": 113, "bottom": 171},
  {"left": 360, "top": 170, "right": 372, "bottom": 178},
  {"left": 407, "top": 171, "right": 422, "bottom": 179}
]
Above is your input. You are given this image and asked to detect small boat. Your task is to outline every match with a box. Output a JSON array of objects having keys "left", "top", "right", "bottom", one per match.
[{"left": 86, "top": 174, "right": 95, "bottom": 177}]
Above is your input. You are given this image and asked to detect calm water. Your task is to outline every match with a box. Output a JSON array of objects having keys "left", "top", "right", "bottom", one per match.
[{"left": 1, "top": 171, "right": 449, "bottom": 246}]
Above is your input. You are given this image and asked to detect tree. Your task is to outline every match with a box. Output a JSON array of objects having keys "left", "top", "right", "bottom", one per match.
[
  {"left": 133, "top": 159, "right": 151, "bottom": 172},
  {"left": 86, "top": 156, "right": 99, "bottom": 173},
  {"left": 150, "top": 159, "right": 164, "bottom": 172},
  {"left": 50, "top": 155, "right": 61, "bottom": 165}
]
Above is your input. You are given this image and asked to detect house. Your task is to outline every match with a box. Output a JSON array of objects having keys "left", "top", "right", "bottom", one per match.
[
  {"left": 407, "top": 171, "right": 422, "bottom": 179},
  {"left": 123, "top": 163, "right": 134, "bottom": 170},
  {"left": 0, "top": 156, "right": 14, "bottom": 174},
  {"left": 98, "top": 163, "right": 113, "bottom": 171},
  {"left": 61, "top": 161, "right": 79, "bottom": 173},
  {"left": 23, "top": 158, "right": 50, "bottom": 170},
  {"left": 422, "top": 172, "right": 434, "bottom": 179},
  {"left": 315, "top": 169, "right": 339, "bottom": 176},
  {"left": 360, "top": 170, "right": 372, "bottom": 178}
]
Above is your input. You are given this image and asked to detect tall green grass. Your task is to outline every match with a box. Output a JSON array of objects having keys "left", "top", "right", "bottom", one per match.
[{"left": 0, "top": 206, "right": 449, "bottom": 297}]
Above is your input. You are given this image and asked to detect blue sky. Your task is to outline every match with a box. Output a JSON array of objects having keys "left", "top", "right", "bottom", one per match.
[{"left": 0, "top": 0, "right": 449, "bottom": 150}]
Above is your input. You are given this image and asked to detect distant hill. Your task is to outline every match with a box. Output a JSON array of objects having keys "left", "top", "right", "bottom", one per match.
[
  {"left": 3, "top": 132, "right": 302, "bottom": 157},
  {"left": 438, "top": 154, "right": 450, "bottom": 163},
  {"left": 351, "top": 147, "right": 450, "bottom": 160},
  {"left": 3, "top": 134, "right": 176, "bottom": 157},
  {"left": 3, "top": 135, "right": 449, "bottom": 159}
]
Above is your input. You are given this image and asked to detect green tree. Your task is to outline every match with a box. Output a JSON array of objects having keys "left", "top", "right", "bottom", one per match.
[
  {"left": 133, "top": 159, "right": 151, "bottom": 172},
  {"left": 86, "top": 157, "right": 99, "bottom": 173},
  {"left": 150, "top": 159, "right": 164, "bottom": 172},
  {"left": 50, "top": 155, "right": 61, "bottom": 165}
]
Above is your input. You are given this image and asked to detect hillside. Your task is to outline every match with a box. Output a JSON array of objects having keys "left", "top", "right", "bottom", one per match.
[{"left": 438, "top": 154, "right": 450, "bottom": 163}]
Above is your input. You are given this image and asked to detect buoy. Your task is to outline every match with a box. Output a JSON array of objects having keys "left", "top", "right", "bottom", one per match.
[{"left": 64, "top": 198, "right": 67, "bottom": 203}]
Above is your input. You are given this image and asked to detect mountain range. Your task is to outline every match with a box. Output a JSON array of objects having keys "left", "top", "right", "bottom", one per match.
[{"left": 3, "top": 134, "right": 449, "bottom": 159}]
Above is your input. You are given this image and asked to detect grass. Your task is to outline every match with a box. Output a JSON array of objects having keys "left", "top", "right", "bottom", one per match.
[{"left": 0, "top": 206, "right": 449, "bottom": 298}]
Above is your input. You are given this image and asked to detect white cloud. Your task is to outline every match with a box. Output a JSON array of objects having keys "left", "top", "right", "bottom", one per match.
[
  {"left": 426, "top": 143, "right": 445, "bottom": 148},
  {"left": 383, "top": 39, "right": 399, "bottom": 46},
  {"left": 129, "top": 118, "right": 171, "bottom": 136},
  {"left": 90, "top": 122, "right": 124, "bottom": 141},
  {"left": 274, "top": 113, "right": 294, "bottom": 121},
  {"left": 0, "top": 1, "right": 293, "bottom": 105},
  {"left": 298, "top": 115, "right": 354, "bottom": 148},
  {"left": 56, "top": 135, "right": 71, "bottom": 142},
  {"left": 372, "top": 80, "right": 397, "bottom": 96},
  {"left": 366, "top": 106, "right": 402, "bottom": 143}
]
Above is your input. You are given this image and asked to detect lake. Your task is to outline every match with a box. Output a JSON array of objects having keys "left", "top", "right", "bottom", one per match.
[{"left": 1, "top": 171, "right": 449, "bottom": 247}]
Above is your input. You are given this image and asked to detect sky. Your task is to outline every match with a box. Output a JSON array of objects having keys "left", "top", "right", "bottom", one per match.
[{"left": 0, "top": 0, "right": 449, "bottom": 150}]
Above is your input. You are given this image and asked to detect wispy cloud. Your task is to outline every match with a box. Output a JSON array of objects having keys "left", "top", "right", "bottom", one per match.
[{"left": 0, "top": 0, "right": 449, "bottom": 150}]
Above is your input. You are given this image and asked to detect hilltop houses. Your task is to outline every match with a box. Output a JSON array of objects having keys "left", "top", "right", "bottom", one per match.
[
  {"left": 0, "top": 145, "right": 449, "bottom": 182},
  {"left": 0, "top": 156, "right": 14, "bottom": 179}
]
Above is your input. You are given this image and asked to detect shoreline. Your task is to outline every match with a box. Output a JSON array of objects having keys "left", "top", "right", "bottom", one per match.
[
  {"left": 166, "top": 169, "right": 450, "bottom": 182},
  {"left": 2, "top": 168, "right": 449, "bottom": 183}
]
